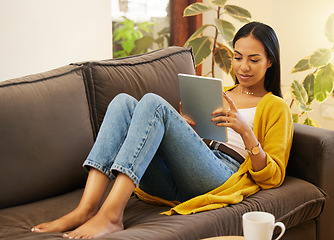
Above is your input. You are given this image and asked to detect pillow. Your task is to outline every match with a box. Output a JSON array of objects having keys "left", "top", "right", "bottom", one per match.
[{"left": 75, "top": 46, "right": 195, "bottom": 130}]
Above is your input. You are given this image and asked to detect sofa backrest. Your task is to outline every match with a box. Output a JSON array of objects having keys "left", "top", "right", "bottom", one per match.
[
  {"left": 0, "top": 65, "right": 95, "bottom": 209},
  {"left": 0, "top": 47, "right": 195, "bottom": 209},
  {"left": 74, "top": 46, "right": 195, "bottom": 135}
]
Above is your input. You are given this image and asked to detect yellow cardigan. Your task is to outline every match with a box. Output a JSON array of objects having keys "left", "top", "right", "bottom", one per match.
[{"left": 134, "top": 91, "right": 293, "bottom": 215}]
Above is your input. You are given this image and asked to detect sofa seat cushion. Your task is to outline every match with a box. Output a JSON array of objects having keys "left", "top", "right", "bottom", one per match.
[
  {"left": 0, "top": 65, "right": 94, "bottom": 209},
  {"left": 0, "top": 176, "right": 325, "bottom": 240}
]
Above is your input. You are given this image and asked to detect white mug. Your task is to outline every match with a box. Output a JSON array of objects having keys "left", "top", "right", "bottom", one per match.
[{"left": 243, "top": 211, "right": 285, "bottom": 240}]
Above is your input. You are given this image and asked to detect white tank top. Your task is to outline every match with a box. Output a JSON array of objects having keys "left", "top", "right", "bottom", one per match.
[{"left": 222, "top": 107, "right": 257, "bottom": 159}]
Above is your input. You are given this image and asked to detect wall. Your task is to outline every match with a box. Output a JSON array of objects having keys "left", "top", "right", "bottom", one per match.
[
  {"left": 0, "top": 0, "right": 112, "bottom": 81},
  {"left": 203, "top": 0, "right": 334, "bottom": 130}
]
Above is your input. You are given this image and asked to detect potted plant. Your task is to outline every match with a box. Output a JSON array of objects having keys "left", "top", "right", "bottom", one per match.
[
  {"left": 290, "top": 13, "right": 334, "bottom": 126},
  {"left": 183, "top": 0, "right": 251, "bottom": 77}
]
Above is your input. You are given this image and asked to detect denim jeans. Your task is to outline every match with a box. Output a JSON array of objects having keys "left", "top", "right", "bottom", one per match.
[{"left": 83, "top": 93, "right": 240, "bottom": 202}]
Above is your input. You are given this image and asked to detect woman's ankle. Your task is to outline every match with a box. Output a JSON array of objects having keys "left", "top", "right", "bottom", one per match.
[
  {"left": 97, "top": 206, "right": 123, "bottom": 226},
  {"left": 75, "top": 203, "right": 99, "bottom": 220}
]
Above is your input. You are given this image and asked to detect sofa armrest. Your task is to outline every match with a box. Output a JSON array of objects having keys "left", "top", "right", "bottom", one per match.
[
  {"left": 287, "top": 123, "right": 334, "bottom": 240},
  {"left": 287, "top": 123, "right": 334, "bottom": 188}
]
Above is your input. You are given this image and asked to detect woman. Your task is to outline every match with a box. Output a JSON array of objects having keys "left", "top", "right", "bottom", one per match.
[{"left": 31, "top": 22, "right": 293, "bottom": 239}]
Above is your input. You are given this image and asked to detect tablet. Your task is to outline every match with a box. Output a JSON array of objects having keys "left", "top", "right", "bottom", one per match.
[{"left": 178, "top": 73, "right": 227, "bottom": 142}]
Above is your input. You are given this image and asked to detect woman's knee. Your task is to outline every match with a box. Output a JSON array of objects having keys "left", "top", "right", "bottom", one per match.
[
  {"left": 108, "top": 93, "right": 138, "bottom": 110},
  {"left": 140, "top": 93, "right": 167, "bottom": 107}
]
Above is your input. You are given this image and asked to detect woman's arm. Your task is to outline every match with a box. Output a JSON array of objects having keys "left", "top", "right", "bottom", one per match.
[
  {"left": 250, "top": 96, "right": 293, "bottom": 188},
  {"left": 211, "top": 92, "right": 267, "bottom": 171}
]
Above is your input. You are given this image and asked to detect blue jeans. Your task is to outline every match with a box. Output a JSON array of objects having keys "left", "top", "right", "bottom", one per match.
[{"left": 83, "top": 93, "right": 240, "bottom": 202}]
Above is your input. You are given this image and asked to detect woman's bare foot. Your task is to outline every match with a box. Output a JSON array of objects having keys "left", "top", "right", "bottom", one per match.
[
  {"left": 63, "top": 210, "right": 123, "bottom": 239},
  {"left": 31, "top": 206, "right": 97, "bottom": 233}
]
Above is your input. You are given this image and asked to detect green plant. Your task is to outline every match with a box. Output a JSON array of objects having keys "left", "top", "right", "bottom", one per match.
[
  {"left": 290, "top": 13, "right": 334, "bottom": 126},
  {"left": 113, "top": 16, "right": 170, "bottom": 58},
  {"left": 183, "top": 0, "right": 251, "bottom": 77}
]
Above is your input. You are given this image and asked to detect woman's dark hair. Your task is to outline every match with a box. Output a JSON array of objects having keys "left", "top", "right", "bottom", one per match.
[{"left": 232, "top": 22, "right": 282, "bottom": 98}]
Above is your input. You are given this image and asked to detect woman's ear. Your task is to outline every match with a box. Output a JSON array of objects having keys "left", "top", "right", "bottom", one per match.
[{"left": 267, "top": 60, "right": 273, "bottom": 69}]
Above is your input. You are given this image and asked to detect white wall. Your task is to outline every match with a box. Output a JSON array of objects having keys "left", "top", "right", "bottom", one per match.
[
  {"left": 203, "top": 0, "right": 334, "bottom": 130},
  {"left": 0, "top": 0, "right": 112, "bottom": 81}
]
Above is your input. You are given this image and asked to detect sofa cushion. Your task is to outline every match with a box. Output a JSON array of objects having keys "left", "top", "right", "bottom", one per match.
[
  {"left": 0, "top": 176, "right": 325, "bottom": 240},
  {"left": 0, "top": 65, "right": 94, "bottom": 209},
  {"left": 74, "top": 47, "right": 195, "bottom": 133}
]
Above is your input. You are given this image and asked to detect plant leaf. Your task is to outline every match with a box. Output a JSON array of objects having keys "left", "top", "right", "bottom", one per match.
[
  {"left": 184, "top": 24, "right": 210, "bottom": 47},
  {"left": 121, "top": 32, "right": 138, "bottom": 54},
  {"left": 291, "top": 56, "right": 311, "bottom": 73},
  {"left": 325, "top": 13, "right": 334, "bottom": 43},
  {"left": 209, "top": 0, "right": 228, "bottom": 7},
  {"left": 291, "top": 80, "right": 310, "bottom": 112},
  {"left": 299, "top": 104, "right": 313, "bottom": 112},
  {"left": 231, "top": 16, "right": 251, "bottom": 23},
  {"left": 214, "top": 19, "right": 235, "bottom": 42},
  {"left": 224, "top": 5, "right": 251, "bottom": 20},
  {"left": 183, "top": 3, "right": 213, "bottom": 17},
  {"left": 187, "top": 36, "right": 213, "bottom": 66},
  {"left": 113, "top": 50, "right": 127, "bottom": 58},
  {"left": 309, "top": 48, "right": 332, "bottom": 68},
  {"left": 303, "top": 73, "right": 315, "bottom": 105},
  {"left": 213, "top": 44, "right": 233, "bottom": 74},
  {"left": 154, "top": 36, "right": 165, "bottom": 48},
  {"left": 303, "top": 117, "right": 318, "bottom": 127},
  {"left": 292, "top": 114, "right": 299, "bottom": 123},
  {"left": 314, "top": 63, "right": 334, "bottom": 102},
  {"left": 291, "top": 80, "right": 308, "bottom": 104},
  {"left": 303, "top": 117, "right": 313, "bottom": 126},
  {"left": 227, "top": 40, "right": 234, "bottom": 49},
  {"left": 137, "top": 21, "right": 155, "bottom": 34},
  {"left": 132, "top": 36, "right": 154, "bottom": 55}
]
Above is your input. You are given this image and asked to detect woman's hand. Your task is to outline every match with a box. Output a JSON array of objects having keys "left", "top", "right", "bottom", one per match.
[
  {"left": 212, "top": 92, "right": 267, "bottom": 171},
  {"left": 179, "top": 101, "right": 196, "bottom": 126},
  {"left": 211, "top": 92, "right": 251, "bottom": 137}
]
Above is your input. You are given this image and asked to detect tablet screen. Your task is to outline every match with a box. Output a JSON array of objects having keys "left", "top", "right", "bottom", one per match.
[{"left": 178, "top": 73, "right": 227, "bottom": 142}]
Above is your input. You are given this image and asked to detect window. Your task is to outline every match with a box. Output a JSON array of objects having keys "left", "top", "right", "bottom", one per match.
[
  {"left": 111, "top": 0, "right": 169, "bottom": 22},
  {"left": 111, "top": 0, "right": 170, "bottom": 57}
]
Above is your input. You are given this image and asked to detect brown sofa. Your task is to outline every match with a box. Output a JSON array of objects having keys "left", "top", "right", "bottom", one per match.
[{"left": 0, "top": 46, "right": 332, "bottom": 240}]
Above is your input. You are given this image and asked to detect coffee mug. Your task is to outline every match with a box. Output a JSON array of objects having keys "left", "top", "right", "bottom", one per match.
[{"left": 243, "top": 211, "right": 285, "bottom": 240}]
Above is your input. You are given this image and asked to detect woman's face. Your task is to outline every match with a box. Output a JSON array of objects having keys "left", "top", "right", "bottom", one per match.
[{"left": 232, "top": 36, "right": 272, "bottom": 90}]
